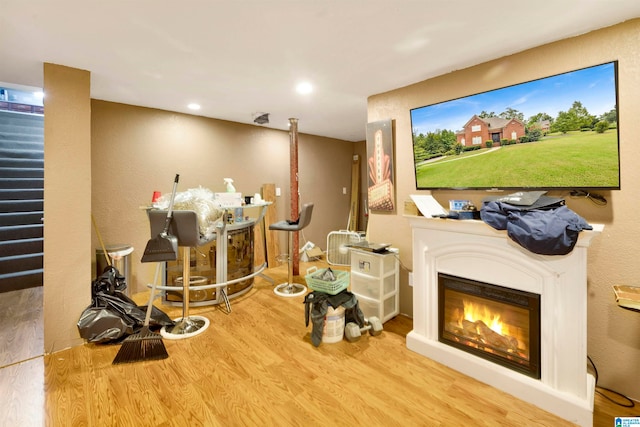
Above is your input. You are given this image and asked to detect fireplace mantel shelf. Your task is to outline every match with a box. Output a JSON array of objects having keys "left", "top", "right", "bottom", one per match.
[
  {"left": 405, "top": 215, "right": 603, "bottom": 249},
  {"left": 406, "top": 215, "right": 603, "bottom": 427}
]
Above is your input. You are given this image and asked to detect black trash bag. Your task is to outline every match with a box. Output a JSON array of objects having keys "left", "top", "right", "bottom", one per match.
[
  {"left": 93, "top": 265, "right": 127, "bottom": 295},
  {"left": 77, "top": 266, "right": 173, "bottom": 343},
  {"left": 77, "top": 295, "right": 138, "bottom": 343}
]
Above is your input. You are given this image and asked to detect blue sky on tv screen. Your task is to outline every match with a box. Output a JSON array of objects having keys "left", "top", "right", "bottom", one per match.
[{"left": 410, "top": 62, "right": 617, "bottom": 135}]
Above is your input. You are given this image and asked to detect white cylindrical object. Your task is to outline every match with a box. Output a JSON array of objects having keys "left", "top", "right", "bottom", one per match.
[
  {"left": 322, "top": 305, "right": 345, "bottom": 344},
  {"left": 96, "top": 244, "right": 134, "bottom": 296}
]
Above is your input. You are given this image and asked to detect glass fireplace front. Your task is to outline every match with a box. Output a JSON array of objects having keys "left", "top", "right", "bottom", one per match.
[{"left": 438, "top": 273, "right": 541, "bottom": 379}]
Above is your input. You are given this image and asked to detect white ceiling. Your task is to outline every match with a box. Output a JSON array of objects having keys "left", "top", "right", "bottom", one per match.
[{"left": 1, "top": 1, "right": 639, "bottom": 142}]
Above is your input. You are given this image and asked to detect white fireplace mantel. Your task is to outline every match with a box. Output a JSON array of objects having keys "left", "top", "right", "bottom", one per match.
[{"left": 406, "top": 216, "right": 603, "bottom": 427}]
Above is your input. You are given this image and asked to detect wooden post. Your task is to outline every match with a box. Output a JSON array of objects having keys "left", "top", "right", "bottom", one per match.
[{"left": 289, "top": 118, "right": 300, "bottom": 276}]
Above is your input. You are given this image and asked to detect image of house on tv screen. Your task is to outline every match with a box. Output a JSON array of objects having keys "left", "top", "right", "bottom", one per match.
[{"left": 410, "top": 61, "right": 620, "bottom": 190}]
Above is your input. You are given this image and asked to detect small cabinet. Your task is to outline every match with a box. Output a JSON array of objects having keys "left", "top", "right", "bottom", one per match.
[{"left": 350, "top": 248, "right": 399, "bottom": 323}]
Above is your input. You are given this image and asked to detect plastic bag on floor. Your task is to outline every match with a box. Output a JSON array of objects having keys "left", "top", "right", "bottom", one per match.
[{"left": 77, "top": 266, "right": 173, "bottom": 343}]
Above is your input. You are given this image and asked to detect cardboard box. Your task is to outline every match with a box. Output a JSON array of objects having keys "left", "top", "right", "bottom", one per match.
[{"left": 301, "top": 246, "right": 324, "bottom": 262}]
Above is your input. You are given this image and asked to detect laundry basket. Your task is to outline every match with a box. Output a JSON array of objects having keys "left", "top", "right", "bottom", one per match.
[{"left": 305, "top": 267, "right": 349, "bottom": 295}]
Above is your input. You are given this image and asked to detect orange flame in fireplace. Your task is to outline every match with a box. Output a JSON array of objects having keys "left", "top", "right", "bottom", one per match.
[
  {"left": 462, "top": 299, "right": 504, "bottom": 335},
  {"left": 454, "top": 298, "right": 528, "bottom": 358}
]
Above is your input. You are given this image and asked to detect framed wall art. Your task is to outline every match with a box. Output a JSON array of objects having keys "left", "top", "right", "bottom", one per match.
[{"left": 366, "top": 119, "right": 395, "bottom": 211}]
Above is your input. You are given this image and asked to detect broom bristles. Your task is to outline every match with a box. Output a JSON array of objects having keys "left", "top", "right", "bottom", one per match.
[{"left": 112, "top": 327, "right": 168, "bottom": 364}]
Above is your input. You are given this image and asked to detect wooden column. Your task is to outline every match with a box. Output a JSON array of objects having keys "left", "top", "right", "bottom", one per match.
[{"left": 289, "top": 118, "right": 300, "bottom": 275}]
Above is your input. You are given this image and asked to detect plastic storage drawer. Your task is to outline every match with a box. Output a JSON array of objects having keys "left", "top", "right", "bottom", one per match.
[
  {"left": 351, "top": 271, "right": 397, "bottom": 300},
  {"left": 351, "top": 250, "right": 397, "bottom": 277},
  {"left": 355, "top": 293, "right": 398, "bottom": 323}
]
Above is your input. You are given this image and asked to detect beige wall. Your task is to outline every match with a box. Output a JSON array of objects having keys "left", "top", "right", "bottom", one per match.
[
  {"left": 90, "top": 100, "right": 356, "bottom": 293},
  {"left": 43, "top": 63, "right": 92, "bottom": 352},
  {"left": 367, "top": 19, "right": 640, "bottom": 400}
]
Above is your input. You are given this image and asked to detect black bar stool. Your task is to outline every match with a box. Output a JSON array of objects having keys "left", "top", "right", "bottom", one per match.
[
  {"left": 269, "top": 203, "right": 314, "bottom": 297},
  {"left": 148, "top": 210, "right": 212, "bottom": 338}
]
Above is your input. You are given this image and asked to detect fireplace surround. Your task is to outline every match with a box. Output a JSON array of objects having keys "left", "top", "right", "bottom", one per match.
[{"left": 407, "top": 217, "right": 602, "bottom": 427}]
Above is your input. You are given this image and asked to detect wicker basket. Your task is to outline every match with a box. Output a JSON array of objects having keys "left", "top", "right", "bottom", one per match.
[{"left": 305, "top": 267, "right": 349, "bottom": 295}]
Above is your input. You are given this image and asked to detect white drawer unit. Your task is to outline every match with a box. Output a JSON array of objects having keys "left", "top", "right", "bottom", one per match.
[
  {"left": 350, "top": 248, "right": 399, "bottom": 323},
  {"left": 356, "top": 293, "right": 398, "bottom": 324}
]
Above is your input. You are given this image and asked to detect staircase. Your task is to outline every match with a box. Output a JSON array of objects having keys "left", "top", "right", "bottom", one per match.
[{"left": 0, "top": 109, "right": 44, "bottom": 292}]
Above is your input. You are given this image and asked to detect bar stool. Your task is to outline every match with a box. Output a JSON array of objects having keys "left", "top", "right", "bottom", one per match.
[
  {"left": 148, "top": 210, "right": 212, "bottom": 339},
  {"left": 269, "top": 203, "right": 314, "bottom": 297}
]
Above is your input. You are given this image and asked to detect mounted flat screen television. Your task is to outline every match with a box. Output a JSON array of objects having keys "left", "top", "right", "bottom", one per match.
[{"left": 410, "top": 61, "right": 620, "bottom": 190}]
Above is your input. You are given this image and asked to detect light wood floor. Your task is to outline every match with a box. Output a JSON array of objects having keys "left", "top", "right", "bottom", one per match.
[
  {"left": 0, "top": 286, "right": 43, "bottom": 366},
  {"left": 0, "top": 262, "right": 637, "bottom": 426}
]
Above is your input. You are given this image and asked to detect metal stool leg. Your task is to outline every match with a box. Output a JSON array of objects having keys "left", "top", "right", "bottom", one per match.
[
  {"left": 161, "top": 246, "right": 210, "bottom": 339},
  {"left": 274, "top": 231, "right": 307, "bottom": 297},
  {"left": 220, "top": 287, "right": 231, "bottom": 314}
]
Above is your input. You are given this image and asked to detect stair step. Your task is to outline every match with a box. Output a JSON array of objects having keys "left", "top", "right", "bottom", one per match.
[
  {"left": 0, "top": 199, "right": 43, "bottom": 213},
  {"left": 0, "top": 110, "right": 44, "bottom": 126},
  {"left": 0, "top": 140, "right": 44, "bottom": 151},
  {"left": 0, "top": 224, "right": 43, "bottom": 240},
  {"left": 0, "top": 269, "right": 43, "bottom": 293},
  {"left": 0, "top": 238, "right": 43, "bottom": 257},
  {"left": 0, "top": 132, "right": 44, "bottom": 144},
  {"left": 0, "top": 124, "right": 43, "bottom": 135},
  {"left": 0, "top": 167, "right": 43, "bottom": 179},
  {"left": 0, "top": 115, "right": 43, "bottom": 124},
  {"left": 0, "top": 158, "right": 44, "bottom": 169},
  {"left": 0, "top": 147, "right": 44, "bottom": 159},
  {"left": 0, "top": 178, "right": 44, "bottom": 189},
  {"left": 0, "top": 253, "right": 43, "bottom": 274},
  {"left": 0, "top": 133, "right": 43, "bottom": 144},
  {"left": 0, "top": 141, "right": 44, "bottom": 153},
  {"left": 0, "top": 188, "right": 44, "bottom": 200},
  {"left": 0, "top": 211, "right": 43, "bottom": 226}
]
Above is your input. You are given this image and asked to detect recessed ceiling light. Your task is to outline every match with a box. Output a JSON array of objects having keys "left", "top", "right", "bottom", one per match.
[
  {"left": 188, "top": 103, "right": 201, "bottom": 110},
  {"left": 296, "top": 82, "right": 313, "bottom": 95}
]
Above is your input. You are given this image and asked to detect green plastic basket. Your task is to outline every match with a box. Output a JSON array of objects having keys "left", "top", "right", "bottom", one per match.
[{"left": 305, "top": 267, "right": 349, "bottom": 295}]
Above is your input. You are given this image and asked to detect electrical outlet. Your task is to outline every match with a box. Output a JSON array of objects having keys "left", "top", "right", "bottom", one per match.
[
  {"left": 276, "top": 187, "right": 281, "bottom": 196},
  {"left": 409, "top": 272, "right": 413, "bottom": 287},
  {"left": 342, "top": 187, "right": 347, "bottom": 194}
]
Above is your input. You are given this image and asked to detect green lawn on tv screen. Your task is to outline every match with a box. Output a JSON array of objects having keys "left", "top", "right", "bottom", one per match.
[{"left": 415, "top": 130, "right": 619, "bottom": 188}]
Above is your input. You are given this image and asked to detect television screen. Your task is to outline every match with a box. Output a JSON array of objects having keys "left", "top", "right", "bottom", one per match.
[{"left": 410, "top": 61, "right": 620, "bottom": 190}]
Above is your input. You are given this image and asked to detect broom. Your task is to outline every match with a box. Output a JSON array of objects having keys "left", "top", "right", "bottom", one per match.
[{"left": 112, "top": 262, "right": 168, "bottom": 364}]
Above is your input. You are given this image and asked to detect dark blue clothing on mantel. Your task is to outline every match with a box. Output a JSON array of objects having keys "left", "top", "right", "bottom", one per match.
[{"left": 480, "top": 200, "right": 592, "bottom": 256}]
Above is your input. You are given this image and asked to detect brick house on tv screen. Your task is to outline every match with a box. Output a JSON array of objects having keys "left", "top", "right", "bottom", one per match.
[{"left": 456, "top": 115, "right": 525, "bottom": 147}]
